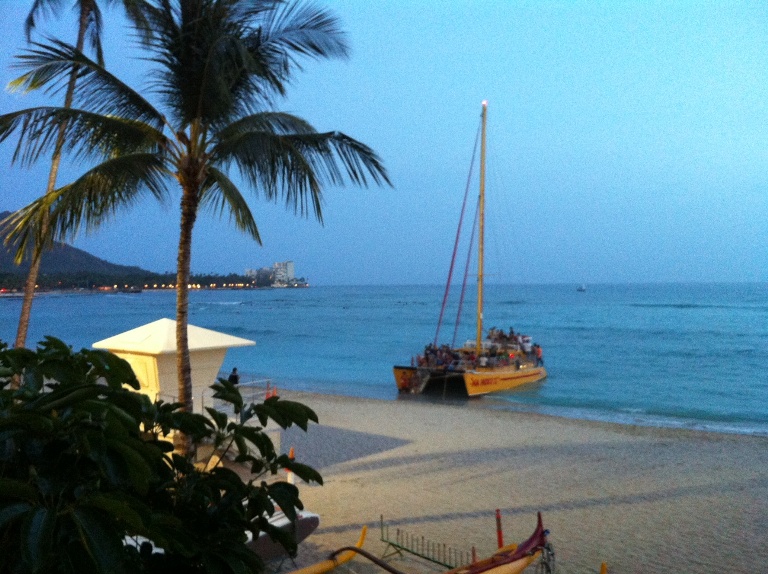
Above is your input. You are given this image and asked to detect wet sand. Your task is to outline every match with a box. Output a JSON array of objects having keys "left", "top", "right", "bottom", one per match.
[{"left": 267, "top": 392, "right": 768, "bottom": 574}]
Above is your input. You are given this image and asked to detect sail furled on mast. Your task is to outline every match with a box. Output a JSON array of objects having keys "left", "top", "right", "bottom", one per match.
[{"left": 476, "top": 101, "right": 488, "bottom": 354}]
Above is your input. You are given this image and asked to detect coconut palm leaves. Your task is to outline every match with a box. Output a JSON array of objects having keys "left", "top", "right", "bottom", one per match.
[
  {"left": 1, "top": 0, "right": 390, "bottom": 454},
  {"left": 11, "top": 0, "right": 153, "bottom": 350}
]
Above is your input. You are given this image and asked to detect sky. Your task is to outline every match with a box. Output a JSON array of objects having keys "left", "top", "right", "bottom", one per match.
[{"left": 1, "top": 0, "right": 767, "bottom": 286}]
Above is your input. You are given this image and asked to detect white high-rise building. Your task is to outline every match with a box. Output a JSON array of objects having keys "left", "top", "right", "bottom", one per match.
[{"left": 272, "top": 261, "right": 295, "bottom": 284}]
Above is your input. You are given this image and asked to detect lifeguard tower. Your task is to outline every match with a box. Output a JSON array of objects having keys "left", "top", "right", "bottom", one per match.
[{"left": 92, "top": 318, "right": 255, "bottom": 413}]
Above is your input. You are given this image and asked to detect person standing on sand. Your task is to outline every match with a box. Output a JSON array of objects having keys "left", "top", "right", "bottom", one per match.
[{"left": 228, "top": 368, "right": 240, "bottom": 385}]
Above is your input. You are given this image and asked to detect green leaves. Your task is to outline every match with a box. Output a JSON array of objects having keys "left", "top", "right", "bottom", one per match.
[
  {"left": 72, "top": 507, "right": 128, "bottom": 573},
  {"left": 0, "top": 0, "right": 369, "bottom": 568},
  {"left": 0, "top": 479, "right": 37, "bottom": 502},
  {"left": 211, "top": 378, "right": 244, "bottom": 415},
  {"left": 280, "top": 459, "right": 323, "bottom": 487},
  {"left": 0, "top": 337, "right": 324, "bottom": 573},
  {"left": 22, "top": 507, "right": 55, "bottom": 570},
  {"left": 253, "top": 396, "right": 319, "bottom": 431}
]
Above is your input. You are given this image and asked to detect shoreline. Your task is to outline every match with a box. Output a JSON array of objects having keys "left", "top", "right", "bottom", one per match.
[
  {"left": 271, "top": 391, "right": 768, "bottom": 574},
  {"left": 4, "top": 283, "right": 765, "bottom": 442},
  {"left": 240, "top": 381, "right": 768, "bottom": 440}
]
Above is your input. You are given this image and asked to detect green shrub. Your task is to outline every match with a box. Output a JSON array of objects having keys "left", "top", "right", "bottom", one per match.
[{"left": 0, "top": 337, "right": 322, "bottom": 574}]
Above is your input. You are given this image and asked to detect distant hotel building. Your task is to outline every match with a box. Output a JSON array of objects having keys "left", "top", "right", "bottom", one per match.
[
  {"left": 245, "top": 261, "right": 307, "bottom": 288},
  {"left": 272, "top": 261, "right": 295, "bottom": 286}
]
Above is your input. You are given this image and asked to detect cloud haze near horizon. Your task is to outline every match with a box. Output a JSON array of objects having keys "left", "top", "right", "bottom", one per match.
[{"left": 1, "top": 1, "right": 767, "bottom": 286}]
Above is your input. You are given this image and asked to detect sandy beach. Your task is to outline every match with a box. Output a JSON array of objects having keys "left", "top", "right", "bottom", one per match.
[{"left": 267, "top": 392, "right": 768, "bottom": 574}]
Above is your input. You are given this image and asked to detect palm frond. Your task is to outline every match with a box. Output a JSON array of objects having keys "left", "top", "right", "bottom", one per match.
[
  {"left": 217, "top": 111, "right": 316, "bottom": 139},
  {"left": 256, "top": 0, "right": 349, "bottom": 67},
  {"left": 211, "top": 118, "right": 321, "bottom": 220},
  {"left": 224, "top": 0, "right": 349, "bottom": 116},
  {"left": 86, "top": 2, "right": 105, "bottom": 66},
  {"left": 4, "top": 153, "right": 171, "bottom": 259},
  {"left": 0, "top": 201, "right": 54, "bottom": 265},
  {"left": 200, "top": 167, "right": 261, "bottom": 243},
  {"left": 213, "top": 112, "right": 390, "bottom": 221},
  {"left": 24, "top": 0, "right": 65, "bottom": 41},
  {"left": 145, "top": 0, "right": 348, "bottom": 128},
  {"left": 0, "top": 107, "right": 165, "bottom": 168},
  {"left": 318, "top": 131, "right": 392, "bottom": 187},
  {"left": 122, "top": 0, "right": 155, "bottom": 44},
  {"left": 9, "top": 39, "right": 164, "bottom": 128},
  {"left": 8, "top": 40, "right": 79, "bottom": 95},
  {"left": 145, "top": 0, "right": 277, "bottom": 126},
  {"left": 202, "top": 29, "right": 273, "bottom": 124}
]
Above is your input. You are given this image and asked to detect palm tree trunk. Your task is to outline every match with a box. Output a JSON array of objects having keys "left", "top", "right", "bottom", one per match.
[
  {"left": 14, "top": 3, "right": 90, "bottom": 351},
  {"left": 174, "top": 187, "right": 198, "bottom": 456},
  {"left": 14, "top": 234, "right": 44, "bottom": 349}
]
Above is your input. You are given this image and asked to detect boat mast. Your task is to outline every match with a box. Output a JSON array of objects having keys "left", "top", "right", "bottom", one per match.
[{"left": 476, "top": 101, "right": 487, "bottom": 354}]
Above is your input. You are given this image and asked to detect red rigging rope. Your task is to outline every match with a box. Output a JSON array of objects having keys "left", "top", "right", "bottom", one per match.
[{"left": 434, "top": 123, "right": 482, "bottom": 347}]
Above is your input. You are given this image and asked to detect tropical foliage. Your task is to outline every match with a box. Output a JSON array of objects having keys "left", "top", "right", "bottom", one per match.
[
  {"left": 0, "top": 337, "right": 322, "bottom": 573},
  {"left": 11, "top": 0, "right": 152, "bottom": 349},
  {"left": 0, "top": 0, "right": 389, "bottom": 449}
]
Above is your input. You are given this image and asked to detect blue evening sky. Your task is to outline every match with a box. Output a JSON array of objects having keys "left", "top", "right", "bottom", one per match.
[{"left": 1, "top": 1, "right": 767, "bottom": 285}]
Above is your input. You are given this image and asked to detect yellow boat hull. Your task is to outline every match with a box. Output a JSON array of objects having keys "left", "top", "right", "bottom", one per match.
[
  {"left": 463, "top": 365, "right": 547, "bottom": 396},
  {"left": 448, "top": 552, "right": 539, "bottom": 574},
  {"left": 393, "top": 365, "right": 546, "bottom": 396}
]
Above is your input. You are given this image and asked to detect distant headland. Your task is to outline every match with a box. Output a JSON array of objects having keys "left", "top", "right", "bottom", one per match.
[{"left": 0, "top": 212, "right": 307, "bottom": 292}]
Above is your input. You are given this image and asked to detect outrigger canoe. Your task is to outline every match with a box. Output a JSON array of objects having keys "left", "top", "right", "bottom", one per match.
[
  {"left": 447, "top": 512, "right": 550, "bottom": 574},
  {"left": 295, "top": 513, "right": 551, "bottom": 574}
]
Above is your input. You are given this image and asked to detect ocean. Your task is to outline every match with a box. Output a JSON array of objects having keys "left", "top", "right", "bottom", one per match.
[{"left": 1, "top": 282, "right": 766, "bottom": 436}]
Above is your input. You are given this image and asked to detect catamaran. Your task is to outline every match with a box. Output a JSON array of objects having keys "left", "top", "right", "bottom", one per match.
[{"left": 393, "top": 102, "right": 547, "bottom": 397}]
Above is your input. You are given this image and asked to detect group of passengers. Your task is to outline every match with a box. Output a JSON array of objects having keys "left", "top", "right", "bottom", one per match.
[
  {"left": 488, "top": 326, "right": 531, "bottom": 350},
  {"left": 412, "top": 327, "right": 544, "bottom": 370},
  {"left": 489, "top": 326, "right": 544, "bottom": 366},
  {"left": 414, "top": 343, "right": 468, "bottom": 369}
]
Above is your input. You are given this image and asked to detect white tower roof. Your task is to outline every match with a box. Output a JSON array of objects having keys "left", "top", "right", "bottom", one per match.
[{"left": 92, "top": 318, "right": 255, "bottom": 354}]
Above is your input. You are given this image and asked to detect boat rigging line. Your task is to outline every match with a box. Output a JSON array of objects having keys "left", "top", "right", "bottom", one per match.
[
  {"left": 434, "top": 118, "right": 483, "bottom": 347},
  {"left": 452, "top": 196, "right": 479, "bottom": 349}
]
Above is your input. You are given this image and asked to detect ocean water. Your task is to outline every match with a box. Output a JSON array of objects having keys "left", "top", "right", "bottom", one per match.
[{"left": 1, "top": 283, "right": 766, "bottom": 436}]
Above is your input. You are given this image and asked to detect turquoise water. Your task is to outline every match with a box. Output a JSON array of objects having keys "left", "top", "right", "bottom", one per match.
[{"left": 1, "top": 283, "right": 766, "bottom": 435}]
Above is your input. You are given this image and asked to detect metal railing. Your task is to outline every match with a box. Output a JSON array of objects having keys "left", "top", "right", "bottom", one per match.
[{"left": 379, "top": 515, "right": 474, "bottom": 569}]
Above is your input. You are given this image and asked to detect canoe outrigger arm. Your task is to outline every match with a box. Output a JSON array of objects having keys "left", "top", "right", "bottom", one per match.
[
  {"left": 286, "top": 526, "right": 368, "bottom": 574},
  {"left": 328, "top": 546, "right": 409, "bottom": 574}
]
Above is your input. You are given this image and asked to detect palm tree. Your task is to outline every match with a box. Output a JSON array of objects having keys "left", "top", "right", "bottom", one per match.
[
  {"left": 0, "top": 0, "right": 389, "bottom": 454},
  {"left": 12, "top": 0, "right": 151, "bottom": 350}
]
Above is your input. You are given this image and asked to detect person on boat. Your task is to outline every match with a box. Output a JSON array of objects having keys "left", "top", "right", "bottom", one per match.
[
  {"left": 228, "top": 367, "right": 240, "bottom": 385},
  {"left": 534, "top": 345, "right": 544, "bottom": 367}
]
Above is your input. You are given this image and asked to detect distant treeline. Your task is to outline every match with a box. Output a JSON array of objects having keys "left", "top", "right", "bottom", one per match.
[
  {"left": 0, "top": 270, "right": 275, "bottom": 291},
  {"left": 1, "top": 211, "right": 280, "bottom": 291}
]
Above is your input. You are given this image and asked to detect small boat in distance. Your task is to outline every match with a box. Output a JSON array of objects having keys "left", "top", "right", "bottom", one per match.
[
  {"left": 394, "top": 102, "right": 547, "bottom": 397},
  {"left": 577, "top": 284, "right": 586, "bottom": 292}
]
